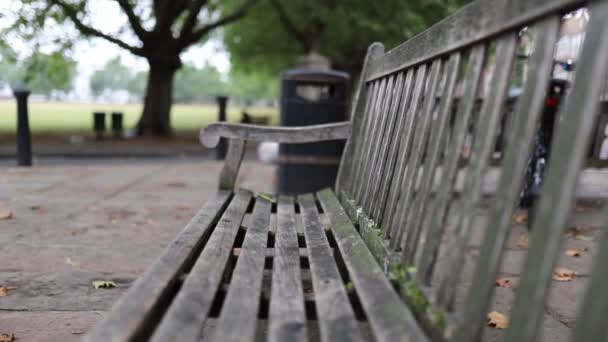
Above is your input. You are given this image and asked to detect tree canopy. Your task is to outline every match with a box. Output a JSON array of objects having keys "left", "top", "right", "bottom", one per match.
[
  {"left": 9, "top": 0, "right": 258, "bottom": 135},
  {"left": 0, "top": 42, "right": 77, "bottom": 97},
  {"left": 223, "top": 0, "right": 469, "bottom": 78}
]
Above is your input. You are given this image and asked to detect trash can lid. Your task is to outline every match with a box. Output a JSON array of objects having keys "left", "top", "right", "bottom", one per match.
[{"left": 282, "top": 69, "right": 350, "bottom": 83}]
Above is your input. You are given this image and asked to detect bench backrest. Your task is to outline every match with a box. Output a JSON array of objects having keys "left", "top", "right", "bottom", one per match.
[{"left": 336, "top": 0, "right": 608, "bottom": 340}]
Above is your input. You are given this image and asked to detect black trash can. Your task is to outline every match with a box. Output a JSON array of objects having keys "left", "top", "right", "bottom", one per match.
[{"left": 278, "top": 69, "right": 350, "bottom": 194}]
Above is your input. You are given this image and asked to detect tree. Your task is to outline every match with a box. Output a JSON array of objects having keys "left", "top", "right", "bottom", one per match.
[
  {"left": 174, "top": 63, "right": 227, "bottom": 103},
  {"left": 90, "top": 56, "right": 132, "bottom": 98},
  {"left": 12, "top": 0, "right": 257, "bottom": 136},
  {"left": 0, "top": 43, "right": 76, "bottom": 97},
  {"left": 223, "top": 0, "right": 468, "bottom": 78}
]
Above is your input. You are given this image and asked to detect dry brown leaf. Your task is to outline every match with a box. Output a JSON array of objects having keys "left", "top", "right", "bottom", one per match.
[
  {"left": 0, "top": 211, "right": 13, "bottom": 220},
  {"left": 553, "top": 267, "right": 576, "bottom": 281},
  {"left": 565, "top": 226, "right": 593, "bottom": 241},
  {"left": 487, "top": 311, "right": 509, "bottom": 329},
  {"left": 565, "top": 249, "right": 582, "bottom": 258},
  {"left": 0, "top": 285, "right": 17, "bottom": 297},
  {"left": 513, "top": 213, "right": 528, "bottom": 225},
  {"left": 495, "top": 278, "right": 511, "bottom": 288},
  {"left": 516, "top": 234, "right": 529, "bottom": 248},
  {"left": 0, "top": 333, "right": 15, "bottom": 342}
]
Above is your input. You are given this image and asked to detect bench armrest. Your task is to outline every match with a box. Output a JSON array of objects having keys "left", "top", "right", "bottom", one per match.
[
  {"left": 200, "top": 121, "right": 351, "bottom": 191},
  {"left": 200, "top": 122, "right": 351, "bottom": 147}
]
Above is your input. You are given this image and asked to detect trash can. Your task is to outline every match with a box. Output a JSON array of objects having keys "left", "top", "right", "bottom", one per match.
[{"left": 278, "top": 69, "right": 350, "bottom": 194}]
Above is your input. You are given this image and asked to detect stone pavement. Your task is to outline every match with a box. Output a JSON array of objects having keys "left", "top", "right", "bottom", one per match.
[
  {"left": 0, "top": 159, "right": 605, "bottom": 341},
  {"left": 0, "top": 159, "right": 275, "bottom": 341}
]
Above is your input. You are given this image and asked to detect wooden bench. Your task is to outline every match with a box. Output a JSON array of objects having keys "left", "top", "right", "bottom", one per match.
[{"left": 86, "top": 0, "right": 608, "bottom": 341}]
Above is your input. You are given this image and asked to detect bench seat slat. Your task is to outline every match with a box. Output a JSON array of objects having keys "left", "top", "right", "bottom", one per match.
[
  {"left": 298, "top": 194, "right": 364, "bottom": 342},
  {"left": 150, "top": 191, "right": 252, "bottom": 342},
  {"left": 317, "top": 189, "right": 428, "bottom": 342},
  {"left": 268, "top": 196, "right": 307, "bottom": 342},
  {"left": 212, "top": 196, "right": 272, "bottom": 342},
  {"left": 84, "top": 190, "right": 232, "bottom": 342}
]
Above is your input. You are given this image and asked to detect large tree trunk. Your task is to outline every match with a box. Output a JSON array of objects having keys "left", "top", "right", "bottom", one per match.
[{"left": 136, "top": 62, "right": 177, "bottom": 136}]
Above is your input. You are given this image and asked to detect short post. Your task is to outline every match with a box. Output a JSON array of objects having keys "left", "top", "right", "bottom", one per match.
[
  {"left": 111, "top": 112, "right": 124, "bottom": 138},
  {"left": 13, "top": 89, "right": 32, "bottom": 166},
  {"left": 93, "top": 112, "right": 106, "bottom": 139},
  {"left": 216, "top": 95, "right": 229, "bottom": 160}
]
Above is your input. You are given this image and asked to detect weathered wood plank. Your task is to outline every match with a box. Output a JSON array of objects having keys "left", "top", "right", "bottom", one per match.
[
  {"left": 150, "top": 191, "right": 252, "bottom": 342},
  {"left": 211, "top": 196, "right": 272, "bottom": 342},
  {"left": 450, "top": 17, "right": 561, "bottom": 342},
  {"left": 504, "top": 5, "right": 608, "bottom": 342},
  {"left": 430, "top": 33, "right": 517, "bottom": 298},
  {"left": 384, "top": 65, "right": 428, "bottom": 245},
  {"left": 268, "top": 196, "right": 307, "bottom": 342},
  {"left": 84, "top": 191, "right": 232, "bottom": 342},
  {"left": 375, "top": 69, "right": 415, "bottom": 224},
  {"left": 201, "top": 122, "right": 351, "bottom": 148},
  {"left": 358, "top": 76, "right": 394, "bottom": 210},
  {"left": 219, "top": 139, "right": 246, "bottom": 190},
  {"left": 394, "top": 58, "right": 443, "bottom": 261},
  {"left": 297, "top": 193, "right": 363, "bottom": 342},
  {"left": 414, "top": 44, "right": 486, "bottom": 287},
  {"left": 366, "top": 0, "right": 588, "bottom": 81},
  {"left": 400, "top": 53, "right": 461, "bottom": 266},
  {"left": 337, "top": 42, "right": 385, "bottom": 196},
  {"left": 354, "top": 79, "right": 386, "bottom": 204},
  {"left": 392, "top": 60, "right": 442, "bottom": 250},
  {"left": 317, "top": 189, "right": 428, "bottom": 342},
  {"left": 367, "top": 72, "right": 405, "bottom": 218}
]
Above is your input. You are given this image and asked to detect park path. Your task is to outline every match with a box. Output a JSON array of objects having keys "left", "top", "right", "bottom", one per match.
[
  {"left": 0, "top": 160, "right": 605, "bottom": 341},
  {"left": 0, "top": 160, "right": 274, "bottom": 341}
]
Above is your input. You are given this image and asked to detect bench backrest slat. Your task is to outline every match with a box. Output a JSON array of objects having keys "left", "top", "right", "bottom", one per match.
[
  {"left": 336, "top": 0, "right": 608, "bottom": 340},
  {"left": 503, "top": 3, "right": 608, "bottom": 341}
]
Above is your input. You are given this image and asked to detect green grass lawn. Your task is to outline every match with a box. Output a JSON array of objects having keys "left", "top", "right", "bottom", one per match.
[{"left": 0, "top": 100, "right": 277, "bottom": 134}]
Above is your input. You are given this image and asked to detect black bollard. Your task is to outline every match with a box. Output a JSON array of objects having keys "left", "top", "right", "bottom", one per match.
[
  {"left": 216, "top": 96, "right": 229, "bottom": 160},
  {"left": 13, "top": 89, "right": 32, "bottom": 166},
  {"left": 111, "top": 112, "right": 124, "bottom": 138},
  {"left": 93, "top": 112, "right": 106, "bottom": 139}
]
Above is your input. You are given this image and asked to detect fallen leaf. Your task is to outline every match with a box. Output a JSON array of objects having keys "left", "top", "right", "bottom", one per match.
[
  {"left": 0, "top": 333, "right": 15, "bottom": 342},
  {"left": 516, "top": 234, "right": 529, "bottom": 248},
  {"left": 92, "top": 280, "right": 117, "bottom": 289},
  {"left": 487, "top": 311, "right": 509, "bottom": 329},
  {"left": 512, "top": 213, "right": 527, "bottom": 225},
  {"left": 110, "top": 219, "right": 119, "bottom": 225},
  {"left": 0, "top": 285, "right": 17, "bottom": 297},
  {"left": 553, "top": 267, "right": 576, "bottom": 282},
  {"left": 65, "top": 257, "right": 78, "bottom": 267},
  {"left": 495, "top": 278, "right": 511, "bottom": 288},
  {"left": 565, "top": 226, "right": 593, "bottom": 241},
  {"left": 175, "top": 204, "right": 191, "bottom": 212},
  {"left": 565, "top": 249, "right": 582, "bottom": 258},
  {"left": 0, "top": 211, "right": 13, "bottom": 220}
]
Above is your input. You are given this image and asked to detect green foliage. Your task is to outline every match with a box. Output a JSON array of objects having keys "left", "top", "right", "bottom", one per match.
[
  {"left": 223, "top": 0, "right": 470, "bottom": 77},
  {"left": 174, "top": 63, "right": 227, "bottom": 103},
  {"left": 0, "top": 44, "right": 76, "bottom": 96},
  {"left": 90, "top": 57, "right": 133, "bottom": 97}
]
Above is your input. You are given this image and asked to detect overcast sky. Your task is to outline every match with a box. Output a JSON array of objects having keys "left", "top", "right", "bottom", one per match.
[{"left": 0, "top": 0, "right": 231, "bottom": 99}]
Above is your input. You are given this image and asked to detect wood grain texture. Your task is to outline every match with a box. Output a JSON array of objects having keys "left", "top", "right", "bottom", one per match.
[
  {"left": 317, "top": 189, "right": 428, "bottom": 342},
  {"left": 200, "top": 122, "right": 351, "bottom": 148},
  {"left": 83, "top": 191, "right": 232, "bottom": 342},
  {"left": 219, "top": 138, "right": 246, "bottom": 190},
  {"left": 298, "top": 193, "right": 363, "bottom": 342},
  {"left": 150, "top": 191, "right": 252, "bottom": 342},
  {"left": 366, "top": 0, "right": 588, "bottom": 81},
  {"left": 212, "top": 196, "right": 272, "bottom": 342},
  {"left": 268, "top": 196, "right": 307, "bottom": 342}
]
